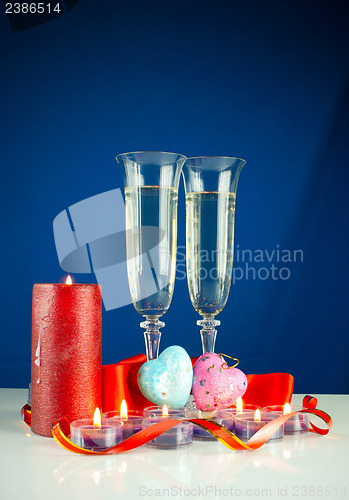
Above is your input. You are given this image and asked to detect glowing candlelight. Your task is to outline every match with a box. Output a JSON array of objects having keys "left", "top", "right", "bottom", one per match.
[
  {"left": 71, "top": 407, "right": 122, "bottom": 451},
  {"left": 142, "top": 405, "right": 192, "bottom": 448},
  {"left": 65, "top": 275, "right": 73, "bottom": 285},
  {"left": 235, "top": 409, "right": 284, "bottom": 442},
  {"left": 263, "top": 404, "right": 310, "bottom": 434},
  {"left": 120, "top": 400, "right": 128, "bottom": 420},
  {"left": 103, "top": 402, "right": 143, "bottom": 440},
  {"left": 283, "top": 403, "right": 291, "bottom": 415},
  {"left": 236, "top": 397, "right": 243, "bottom": 413},
  {"left": 93, "top": 407, "right": 101, "bottom": 428}
]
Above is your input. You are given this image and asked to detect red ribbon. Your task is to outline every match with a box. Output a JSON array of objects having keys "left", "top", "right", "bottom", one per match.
[
  {"left": 21, "top": 404, "right": 31, "bottom": 426},
  {"left": 46, "top": 396, "right": 331, "bottom": 455},
  {"left": 102, "top": 355, "right": 295, "bottom": 412}
]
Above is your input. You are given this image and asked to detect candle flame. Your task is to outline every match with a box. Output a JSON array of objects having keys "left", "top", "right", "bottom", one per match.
[
  {"left": 162, "top": 405, "right": 169, "bottom": 417},
  {"left": 283, "top": 403, "right": 291, "bottom": 415},
  {"left": 254, "top": 409, "right": 261, "bottom": 422},
  {"left": 93, "top": 407, "right": 101, "bottom": 428},
  {"left": 65, "top": 275, "right": 73, "bottom": 285},
  {"left": 236, "top": 397, "right": 243, "bottom": 413},
  {"left": 120, "top": 399, "right": 128, "bottom": 420}
]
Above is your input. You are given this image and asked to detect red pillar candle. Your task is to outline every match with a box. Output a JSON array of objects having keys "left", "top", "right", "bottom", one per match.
[{"left": 31, "top": 277, "right": 102, "bottom": 437}]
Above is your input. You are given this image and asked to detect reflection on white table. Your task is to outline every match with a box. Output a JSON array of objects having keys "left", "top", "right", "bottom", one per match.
[{"left": 1, "top": 390, "right": 348, "bottom": 500}]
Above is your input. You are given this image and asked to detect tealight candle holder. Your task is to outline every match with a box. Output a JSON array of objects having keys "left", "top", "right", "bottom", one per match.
[
  {"left": 103, "top": 410, "right": 143, "bottom": 440},
  {"left": 70, "top": 418, "right": 123, "bottom": 451},
  {"left": 142, "top": 417, "right": 193, "bottom": 449},
  {"left": 143, "top": 406, "right": 186, "bottom": 418},
  {"left": 215, "top": 408, "right": 237, "bottom": 433},
  {"left": 185, "top": 408, "right": 236, "bottom": 440},
  {"left": 231, "top": 397, "right": 260, "bottom": 413},
  {"left": 263, "top": 404, "right": 309, "bottom": 434},
  {"left": 142, "top": 405, "right": 193, "bottom": 449},
  {"left": 185, "top": 409, "right": 217, "bottom": 440},
  {"left": 235, "top": 410, "right": 284, "bottom": 442}
]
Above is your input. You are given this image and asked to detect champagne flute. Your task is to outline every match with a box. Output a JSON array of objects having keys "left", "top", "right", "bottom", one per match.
[
  {"left": 116, "top": 151, "right": 186, "bottom": 360},
  {"left": 182, "top": 156, "right": 246, "bottom": 354}
]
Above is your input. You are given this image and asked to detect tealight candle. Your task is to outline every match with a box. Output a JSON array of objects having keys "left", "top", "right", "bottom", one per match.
[
  {"left": 142, "top": 405, "right": 193, "bottom": 449},
  {"left": 235, "top": 409, "right": 284, "bottom": 442},
  {"left": 103, "top": 400, "right": 143, "bottom": 439},
  {"left": 231, "top": 397, "right": 260, "bottom": 413},
  {"left": 263, "top": 404, "right": 309, "bottom": 434},
  {"left": 143, "top": 405, "right": 186, "bottom": 418},
  {"left": 185, "top": 408, "right": 236, "bottom": 440},
  {"left": 215, "top": 408, "right": 237, "bottom": 433},
  {"left": 70, "top": 408, "right": 123, "bottom": 451},
  {"left": 185, "top": 409, "right": 217, "bottom": 440}
]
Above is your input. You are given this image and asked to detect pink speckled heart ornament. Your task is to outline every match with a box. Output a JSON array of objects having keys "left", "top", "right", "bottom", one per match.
[{"left": 192, "top": 353, "right": 248, "bottom": 411}]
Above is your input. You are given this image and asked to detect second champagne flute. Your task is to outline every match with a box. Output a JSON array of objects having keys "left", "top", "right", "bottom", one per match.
[{"left": 182, "top": 156, "right": 246, "bottom": 354}]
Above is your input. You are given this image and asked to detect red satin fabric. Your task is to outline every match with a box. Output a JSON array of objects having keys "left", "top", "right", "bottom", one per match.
[
  {"left": 102, "top": 354, "right": 294, "bottom": 412},
  {"left": 244, "top": 373, "right": 294, "bottom": 408},
  {"left": 102, "top": 354, "right": 152, "bottom": 412}
]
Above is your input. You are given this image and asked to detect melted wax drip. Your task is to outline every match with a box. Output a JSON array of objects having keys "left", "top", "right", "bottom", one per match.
[{"left": 35, "top": 295, "right": 55, "bottom": 383}]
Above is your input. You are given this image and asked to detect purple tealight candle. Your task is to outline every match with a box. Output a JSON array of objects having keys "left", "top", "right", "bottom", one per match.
[
  {"left": 143, "top": 405, "right": 193, "bottom": 449},
  {"left": 215, "top": 408, "right": 237, "bottom": 433},
  {"left": 70, "top": 408, "right": 123, "bottom": 451},
  {"left": 185, "top": 409, "right": 217, "bottom": 440},
  {"left": 103, "top": 400, "right": 143, "bottom": 440},
  {"left": 231, "top": 397, "right": 261, "bottom": 414},
  {"left": 235, "top": 410, "right": 284, "bottom": 442},
  {"left": 143, "top": 405, "right": 187, "bottom": 418},
  {"left": 263, "top": 404, "right": 310, "bottom": 434},
  {"left": 185, "top": 408, "right": 236, "bottom": 440}
]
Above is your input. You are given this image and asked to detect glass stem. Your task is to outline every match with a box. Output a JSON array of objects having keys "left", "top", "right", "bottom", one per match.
[
  {"left": 140, "top": 317, "right": 165, "bottom": 360},
  {"left": 197, "top": 317, "right": 220, "bottom": 354}
]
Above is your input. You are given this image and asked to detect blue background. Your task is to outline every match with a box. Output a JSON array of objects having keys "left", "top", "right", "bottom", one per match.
[{"left": 0, "top": 0, "right": 348, "bottom": 393}]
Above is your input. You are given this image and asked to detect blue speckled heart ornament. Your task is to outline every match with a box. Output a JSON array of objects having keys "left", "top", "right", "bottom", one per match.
[{"left": 137, "top": 346, "right": 193, "bottom": 406}]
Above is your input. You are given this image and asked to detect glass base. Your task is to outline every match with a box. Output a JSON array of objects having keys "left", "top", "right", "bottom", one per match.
[{"left": 145, "top": 423, "right": 193, "bottom": 448}]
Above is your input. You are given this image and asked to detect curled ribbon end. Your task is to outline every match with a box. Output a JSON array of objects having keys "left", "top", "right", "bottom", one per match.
[{"left": 303, "top": 395, "right": 318, "bottom": 409}]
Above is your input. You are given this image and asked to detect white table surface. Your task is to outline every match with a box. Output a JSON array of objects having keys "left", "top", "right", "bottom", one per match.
[{"left": 1, "top": 389, "right": 348, "bottom": 500}]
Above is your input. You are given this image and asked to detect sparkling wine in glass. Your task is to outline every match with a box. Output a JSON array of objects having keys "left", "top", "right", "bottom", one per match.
[
  {"left": 116, "top": 151, "right": 186, "bottom": 360},
  {"left": 182, "top": 156, "right": 246, "bottom": 354}
]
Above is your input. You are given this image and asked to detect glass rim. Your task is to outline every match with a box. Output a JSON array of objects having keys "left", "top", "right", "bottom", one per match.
[
  {"left": 115, "top": 151, "right": 187, "bottom": 161},
  {"left": 70, "top": 418, "right": 123, "bottom": 428},
  {"left": 263, "top": 405, "right": 303, "bottom": 411},
  {"left": 234, "top": 411, "right": 260, "bottom": 418},
  {"left": 143, "top": 405, "right": 187, "bottom": 417},
  {"left": 185, "top": 155, "right": 246, "bottom": 163},
  {"left": 102, "top": 410, "right": 143, "bottom": 419},
  {"left": 143, "top": 405, "right": 186, "bottom": 411},
  {"left": 143, "top": 416, "right": 192, "bottom": 425}
]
